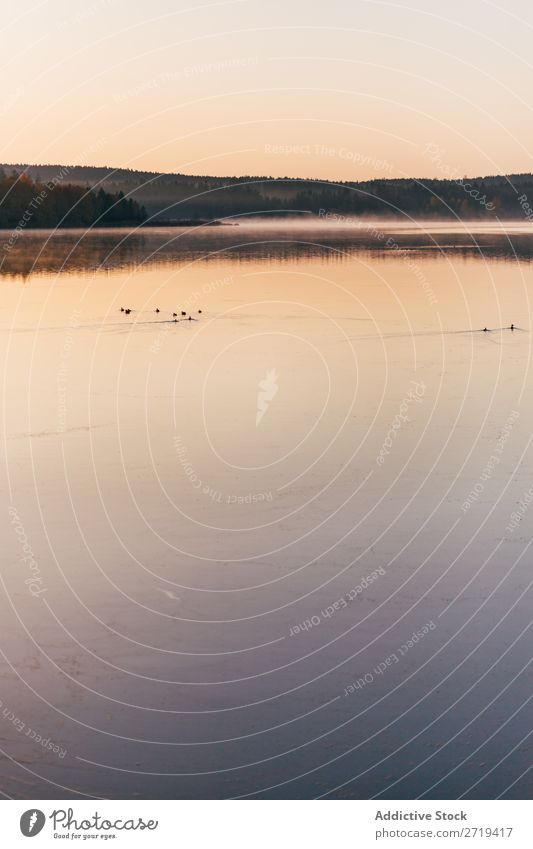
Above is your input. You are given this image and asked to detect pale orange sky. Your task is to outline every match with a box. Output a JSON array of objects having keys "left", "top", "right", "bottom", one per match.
[{"left": 3, "top": 0, "right": 533, "bottom": 180}]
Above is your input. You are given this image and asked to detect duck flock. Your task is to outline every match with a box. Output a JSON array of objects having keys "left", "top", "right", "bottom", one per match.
[{"left": 120, "top": 307, "right": 202, "bottom": 322}]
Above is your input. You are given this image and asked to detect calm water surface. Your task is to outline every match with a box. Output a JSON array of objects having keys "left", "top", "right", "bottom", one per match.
[{"left": 0, "top": 222, "right": 531, "bottom": 799}]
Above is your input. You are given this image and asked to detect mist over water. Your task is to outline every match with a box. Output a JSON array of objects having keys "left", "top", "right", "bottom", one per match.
[{"left": 3, "top": 220, "right": 533, "bottom": 278}]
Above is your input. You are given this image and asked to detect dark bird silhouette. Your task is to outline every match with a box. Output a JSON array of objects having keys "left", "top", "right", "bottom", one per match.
[
  {"left": 155, "top": 308, "right": 160, "bottom": 313},
  {"left": 120, "top": 307, "right": 124, "bottom": 312},
  {"left": 198, "top": 309, "right": 202, "bottom": 314},
  {"left": 483, "top": 327, "right": 488, "bottom": 332},
  {"left": 511, "top": 323, "right": 515, "bottom": 331},
  {"left": 188, "top": 316, "right": 192, "bottom": 321},
  {"left": 181, "top": 311, "right": 186, "bottom": 316},
  {"left": 173, "top": 312, "right": 177, "bottom": 317},
  {"left": 125, "top": 309, "right": 131, "bottom": 314}
]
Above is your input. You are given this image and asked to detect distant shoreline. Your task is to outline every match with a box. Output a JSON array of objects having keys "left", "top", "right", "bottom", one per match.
[
  {"left": 140, "top": 219, "right": 238, "bottom": 227},
  {"left": 0, "top": 219, "right": 239, "bottom": 234},
  {"left": 4, "top": 163, "right": 533, "bottom": 223}
]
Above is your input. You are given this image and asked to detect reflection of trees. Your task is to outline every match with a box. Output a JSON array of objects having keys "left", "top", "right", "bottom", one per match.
[
  {"left": 0, "top": 231, "right": 152, "bottom": 278},
  {"left": 0, "top": 227, "right": 531, "bottom": 280}
]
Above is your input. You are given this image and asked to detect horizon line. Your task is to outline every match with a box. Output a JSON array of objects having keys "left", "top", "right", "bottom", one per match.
[{"left": 2, "top": 162, "right": 533, "bottom": 186}]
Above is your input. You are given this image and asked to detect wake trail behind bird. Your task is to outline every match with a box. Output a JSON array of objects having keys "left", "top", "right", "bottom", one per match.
[
  {"left": 2, "top": 318, "right": 195, "bottom": 334},
  {"left": 340, "top": 326, "right": 528, "bottom": 343}
]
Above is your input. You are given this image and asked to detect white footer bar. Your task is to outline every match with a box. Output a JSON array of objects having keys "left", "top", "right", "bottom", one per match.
[{"left": 3, "top": 799, "right": 532, "bottom": 848}]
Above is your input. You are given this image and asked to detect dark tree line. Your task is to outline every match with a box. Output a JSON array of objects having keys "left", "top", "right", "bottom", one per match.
[
  {"left": 131, "top": 173, "right": 533, "bottom": 220},
  {"left": 0, "top": 170, "right": 146, "bottom": 229},
  {"left": 3, "top": 164, "right": 533, "bottom": 221},
  {"left": 283, "top": 175, "right": 528, "bottom": 219}
]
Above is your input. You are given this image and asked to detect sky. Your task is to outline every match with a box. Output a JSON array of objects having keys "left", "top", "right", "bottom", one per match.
[{"left": 3, "top": 0, "right": 533, "bottom": 180}]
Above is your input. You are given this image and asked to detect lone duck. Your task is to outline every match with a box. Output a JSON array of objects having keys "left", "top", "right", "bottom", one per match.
[
  {"left": 181, "top": 311, "right": 186, "bottom": 316},
  {"left": 173, "top": 312, "right": 177, "bottom": 317},
  {"left": 120, "top": 307, "right": 124, "bottom": 312},
  {"left": 198, "top": 309, "right": 202, "bottom": 314},
  {"left": 155, "top": 308, "right": 160, "bottom": 313},
  {"left": 511, "top": 323, "right": 515, "bottom": 331}
]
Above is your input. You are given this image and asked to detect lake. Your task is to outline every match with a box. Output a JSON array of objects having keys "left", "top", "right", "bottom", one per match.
[{"left": 1, "top": 221, "right": 531, "bottom": 799}]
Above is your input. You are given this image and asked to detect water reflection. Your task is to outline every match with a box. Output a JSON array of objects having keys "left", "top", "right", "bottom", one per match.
[{"left": 2, "top": 222, "right": 533, "bottom": 278}]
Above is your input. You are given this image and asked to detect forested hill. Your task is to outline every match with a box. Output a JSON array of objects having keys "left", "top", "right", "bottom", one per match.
[
  {"left": 2, "top": 164, "right": 533, "bottom": 222},
  {"left": 0, "top": 169, "right": 146, "bottom": 229}
]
